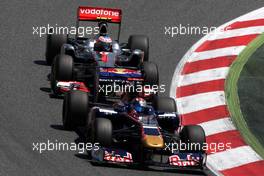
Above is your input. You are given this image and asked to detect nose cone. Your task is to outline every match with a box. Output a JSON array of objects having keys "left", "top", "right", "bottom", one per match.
[{"left": 142, "top": 135, "right": 164, "bottom": 149}]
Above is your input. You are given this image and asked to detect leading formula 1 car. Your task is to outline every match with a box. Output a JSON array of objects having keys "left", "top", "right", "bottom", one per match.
[
  {"left": 62, "top": 90, "right": 206, "bottom": 170},
  {"left": 46, "top": 6, "right": 145, "bottom": 65},
  {"left": 45, "top": 7, "right": 158, "bottom": 101}
]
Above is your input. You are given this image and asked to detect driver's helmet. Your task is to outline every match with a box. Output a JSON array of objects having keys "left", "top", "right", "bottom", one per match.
[
  {"left": 96, "top": 35, "right": 113, "bottom": 52},
  {"left": 132, "top": 97, "right": 147, "bottom": 113}
]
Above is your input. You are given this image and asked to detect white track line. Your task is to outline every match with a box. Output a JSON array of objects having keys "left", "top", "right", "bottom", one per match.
[
  {"left": 198, "top": 118, "right": 235, "bottom": 136},
  {"left": 176, "top": 91, "right": 226, "bottom": 114},
  {"left": 178, "top": 67, "right": 229, "bottom": 86},
  {"left": 188, "top": 46, "right": 245, "bottom": 62},
  {"left": 209, "top": 26, "right": 264, "bottom": 40},
  {"left": 232, "top": 8, "right": 264, "bottom": 22},
  {"left": 170, "top": 7, "right": 264, "bottom": 176},
  {"left": 170, "top": 7, "right": 264, "bottom": 98},
  {"left": 207, "top": 146, "right": 262, "bottom": 171}
]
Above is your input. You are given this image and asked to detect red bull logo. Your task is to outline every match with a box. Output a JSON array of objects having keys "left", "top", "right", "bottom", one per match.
[{"left": 101, "top": 68, "right": 140, "bottom": 74}]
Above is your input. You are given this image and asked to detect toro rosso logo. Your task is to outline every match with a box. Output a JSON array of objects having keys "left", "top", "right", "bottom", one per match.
[{"left": 78, "top": 6, "right": 122, "bottom": 22}]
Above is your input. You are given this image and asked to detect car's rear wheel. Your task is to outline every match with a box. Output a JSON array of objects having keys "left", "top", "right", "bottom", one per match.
[
  {"left": 46, "top": 33, "right": 67, "bottom": 65},
  {"left": 143, "top": 62, "right": 159, "bottom": 86},
  {"left": 62, "top": 90, "right": 89, "bottom": 130},
  {"left": 153, "top": 96, "right": 179, "bottom": 133},
  {"left": 91, "top": 68, "right": 99, "bottom": 102},
  {"left": 153, "top": 96, "right": 177, "bottom": 112},
  {"left": 128, "top": 35, "right": 149, "bottom": 61}
]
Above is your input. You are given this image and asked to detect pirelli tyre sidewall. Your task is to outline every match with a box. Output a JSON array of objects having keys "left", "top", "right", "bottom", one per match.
[
  {"left": 92, "top": 118, "right": 112, "bottom": 147},
  {"left": 143, "top": 61, "right": 159, "bottom": 86},
  {"left": 180, "top": 125, "right": 206, "bottom": 153},
  {"left": 46, "top": 33, "right": 67, "bottom": 65},
  {"left": 153, "top": 96, "right": 177, "bottom": 112},
  {"left": 92, "top": 67, "right": 99, "bottom": 102},
  {"left": 128, "top": 35, "right": 149, "bottom": 62},
  {"left": 153, "top": 96, "right": 179, "bottom": 133},
  {"left": 53, "top": 54, "right": 73, "bottom": 81},
  {"left": 62, "top": 90, "right": 89, "bottom": 130},
  {"left": 50, "top": 57, "right": 60, "bottom": 95}
]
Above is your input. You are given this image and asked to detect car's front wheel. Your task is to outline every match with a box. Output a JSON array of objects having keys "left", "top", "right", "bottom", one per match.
[
  {"left": 91, "top": 118, "right": 112, "bottom": 147},
  {"left": 143, "top": 62, "right": 159, "bottom": 86},
  {"left": 180, "top": 125, "right": 206, "bottom": 153},
  {"left": 46, "top": 33, "right": 67, "bottom": 65},
  {"left": 128, "top": 35, "right": 149, "bottom": 61}
]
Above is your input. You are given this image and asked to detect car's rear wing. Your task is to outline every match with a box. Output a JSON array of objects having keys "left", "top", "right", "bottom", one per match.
[
  {"left": 78, "top": 6, "right": 122, "bottom": 23},
  {"left": 76, "top": 6, "right": 122, "bottom": 41}
]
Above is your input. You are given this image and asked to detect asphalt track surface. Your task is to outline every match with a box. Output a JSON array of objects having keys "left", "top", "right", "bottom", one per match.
[{"left": 1, "top": 0, "right": 264, "bottom": 176}]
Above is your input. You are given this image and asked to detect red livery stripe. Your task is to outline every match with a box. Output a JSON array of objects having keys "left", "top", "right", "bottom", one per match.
[{"left": 195, "top": 34, "right": 258, "bottom": 52}]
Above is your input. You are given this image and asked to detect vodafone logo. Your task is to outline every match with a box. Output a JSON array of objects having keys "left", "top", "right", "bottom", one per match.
[
  {"left": 80, "top": 8, "right": 119, "bottom": 17},
  {"left": 78, "top": 7, "right": 121, "bottom": 22}
]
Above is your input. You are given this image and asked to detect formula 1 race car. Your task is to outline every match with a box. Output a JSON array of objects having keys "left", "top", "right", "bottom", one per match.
[
  {"left": 62, "top": 90, "right": 206, "bottom": 170},
  {"left": 45, "top": 7, "right": 158, "bottom": 100},
  {"left": 46, "top": 6, "right": 147, "bottom": 64}
]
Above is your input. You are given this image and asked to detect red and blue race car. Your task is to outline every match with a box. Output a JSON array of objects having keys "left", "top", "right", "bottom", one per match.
[{"left": 62, "top": 90, "right": 207, "bottom": 170}]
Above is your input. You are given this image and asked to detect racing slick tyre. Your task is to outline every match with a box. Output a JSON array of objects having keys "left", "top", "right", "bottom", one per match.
[
  {"left": 180, "top": 125, "right": 206, "bottom": 153},
  {"left": 50, "top": 54, "right": 73, "bottom": 95},
  {"left": 153, "top": 97, "right": 179, "bottom": 133},
  {"left": 133, "top": 145, "right": 147, "bottom": 168},
  {"left": 62, "top": 90, "right": 89, "bottom": 130},
  {"left": 53, "top": 54, "right": 73, "bottom": 81},
  {"left": 153, "top": 96, "right": 177, "bottom": 112},
  {"left": 50, "top": 69, "right": 61, "bottom": 96},
  {"left": 92, "top": 118, "right": 112, "bottom": 147},
  {"left": 128, "top": 35, "right": 149, "bottom": 61},
  {"left": 143, "top": 62, "right": 159, "bottom": 86},
  {"left": 92, "top": 67, "right": 99, "bottom": 103},
  {"left": 46, "top": 33, "right": 67, "bottom": 65}
]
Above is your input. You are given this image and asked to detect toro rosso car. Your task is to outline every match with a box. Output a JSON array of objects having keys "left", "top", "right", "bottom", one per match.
[
  {"left": 45, "top": 7, "right": 158, "bottom": 101},
  {"left": 62, "top": 90, "right": 206, "bottom": 170}
]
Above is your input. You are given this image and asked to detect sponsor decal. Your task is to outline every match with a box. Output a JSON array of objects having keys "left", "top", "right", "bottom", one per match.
[
  {"left": 100, "top": 68, "right": 141, "bottom": 75},
  {"left": 99, "top": 36, "right": 113, "bottom": 43},
  {"left": 56, "top": 81, "right": 89, "bottom": 93},
  {"left": 169, "top": 153, "right": 201, "bottom": 166},
  {"left": 78, "top": 7, "right": 121, "bottom": 22},
  {"left": 103, "top": 149, "right": 133, "bottom": 163}
]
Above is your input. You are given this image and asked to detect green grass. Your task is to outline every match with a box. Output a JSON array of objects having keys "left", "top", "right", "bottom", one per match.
[{"left": 225, "top": 33, "right": 264, "bottom": 159}]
